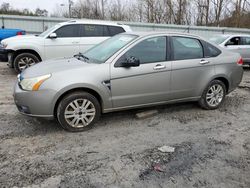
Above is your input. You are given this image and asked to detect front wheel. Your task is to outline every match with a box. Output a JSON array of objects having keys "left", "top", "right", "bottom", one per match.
[
  {"left": 14, "top": 53, "right": 40, "bottom": 73},
  {"left": 199, "top": 80, "right": 226, "bottom": 110},
  {"left": 57, "top": 92, "right": 101, "bottom": 132}
]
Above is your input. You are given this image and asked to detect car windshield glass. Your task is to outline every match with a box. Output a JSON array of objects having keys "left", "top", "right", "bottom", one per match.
[
  {"left": 83, "top": 34, "right": 138, "bottom": 64},
  {"left": 209, "top": 35, "right": 229, "bottom": 45},
  {"left": 39, "top": 24, "right": 60, "bottom": 37}
]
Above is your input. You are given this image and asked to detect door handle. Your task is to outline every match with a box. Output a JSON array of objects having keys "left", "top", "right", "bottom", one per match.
[
  {"left": 153, "top": 64, "right": 166, "bottom": 70},
  {"left": 72, "top": 41, "right": 80, "bottom": 44},
  {"left": 200, "top": 60, "right": 210, "bottom": 65}
]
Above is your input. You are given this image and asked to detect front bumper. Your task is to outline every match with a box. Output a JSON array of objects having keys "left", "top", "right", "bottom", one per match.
[
  {"left": 0, "top": 47, "right": 9, "bottom": 62},
  {"left": 13, "top": 81, "right": 56, "bottom": 118}
]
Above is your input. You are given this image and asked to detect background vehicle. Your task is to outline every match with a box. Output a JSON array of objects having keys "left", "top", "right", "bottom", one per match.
[
  {"left": 0, "top": 28, "right": 25, "bottom": 61},
  {"left": 209, "top": 34, "right": 250, "bottom": 65},
  {"left": 0, "top": 28, "right": 25, "bottom": 42},
  {"left": 14, "top": 32, "right": 243, "bottom": 132},
  {"left": 0, "top": 20, "right": 131, "bottom": 73}
]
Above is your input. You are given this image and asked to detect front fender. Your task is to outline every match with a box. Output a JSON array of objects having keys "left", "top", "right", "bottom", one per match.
[
  {"left": 51, "top": 83, "right": 112, "bottom": 114},
  {"left": 6, "top": 41, "right": 44, "bottom": 60}
]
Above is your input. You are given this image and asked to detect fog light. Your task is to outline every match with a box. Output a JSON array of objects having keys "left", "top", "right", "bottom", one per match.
[{"left": 17, "top": 105, "right": 30, "bottom": 114}]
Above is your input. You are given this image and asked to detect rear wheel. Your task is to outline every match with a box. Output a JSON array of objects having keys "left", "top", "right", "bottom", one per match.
[
  {"left": 199, "top": 80, "right": 226, "bottom": 110},
  {"left": 57, "top": 92, "right": 101, "bottom": 132},
  {"left": 14, "top": 53, "right": 40, "bottom": 73}
]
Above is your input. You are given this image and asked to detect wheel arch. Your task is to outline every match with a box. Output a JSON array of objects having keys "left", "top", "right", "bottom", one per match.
[
  {"left": 203, "top": 75, "right": 230, "bottom": 94},
  {"left": 10, "top": 49, "right": 42, "bottom": 67},
  {"left": 213, "top": 77, "right": 229, "bottom": 93},
  {"left": 53, "top": 87, "right": 103, "bottom": 118}
]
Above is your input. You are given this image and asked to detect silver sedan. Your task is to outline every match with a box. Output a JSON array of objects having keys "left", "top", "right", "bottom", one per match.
[
  {"left": 209, "top": 34, "right": 250, "bottom": 65},
  {"left": 14, "top": 32, "right": 243, "bottom": 131}
]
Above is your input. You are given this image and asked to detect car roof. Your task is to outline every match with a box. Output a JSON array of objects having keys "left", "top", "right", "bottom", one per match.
[
  {"left": 59, "top": 19, "right": 127, "bottom": 27},
  {"left": 212, "top": 34, "right": 250, "bottom": 38},
  {"left": 122, "top": 31, "right": 201, "bottom": 38}
]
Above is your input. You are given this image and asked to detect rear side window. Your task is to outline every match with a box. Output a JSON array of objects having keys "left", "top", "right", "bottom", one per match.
[
  {"left": 241, "top": 37, "right": 250, "bottom": 45},
  {"left": 55, "top": 25, "right": 80, "bottom": 38},
  {"left": 202, "top": 41, "right": 221, "bottom": 57},
  {"left": 108, "top": 26, "right": 125, "bottom": 36},
  {"left": 123, "top": 36, "right": 167, "bottom": 64},
  {"left": 81, "top": 24, "right": 109, "bottom": 37},
  {"left": 172, "top": 36, "right": 203, "bottom": 60}
]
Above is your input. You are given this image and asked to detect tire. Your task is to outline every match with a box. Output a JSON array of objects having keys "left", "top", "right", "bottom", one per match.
[
  {"left": 57, "top": 92, "right": 101, "bottom": 132},
  {"left": 199, "top": 80, "right": 226, "bottom": 110},
  {"left": 14, "top": 53, "right": 40, "bottom": 73}
]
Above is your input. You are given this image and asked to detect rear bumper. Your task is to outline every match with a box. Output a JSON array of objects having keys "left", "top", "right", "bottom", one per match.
[
  {"left": 13, "top": 81, "right": 56, "bottom": 118},
  {"left": 228, "top": 65, "right": 244, "bottom": 93}
]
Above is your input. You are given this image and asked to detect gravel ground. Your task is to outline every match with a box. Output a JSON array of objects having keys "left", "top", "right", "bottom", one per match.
[{"left": 0, "top": 62, "right": 249, "bottom": 188}]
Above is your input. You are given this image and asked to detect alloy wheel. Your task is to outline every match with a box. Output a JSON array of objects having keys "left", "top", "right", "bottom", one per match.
[
  {"left": 18, "top": 57, "right": 36, "bottom": 71},
  {"left": 206, "top": 84, "right": 224, "bottom": 107},
  {"left": 64, "top": 99, "right": 96, "bottom": 128}
]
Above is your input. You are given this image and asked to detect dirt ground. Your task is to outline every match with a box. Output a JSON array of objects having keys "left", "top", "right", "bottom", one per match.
[{"left": 0, "top": 62, "right": 249, "bottom": 188}]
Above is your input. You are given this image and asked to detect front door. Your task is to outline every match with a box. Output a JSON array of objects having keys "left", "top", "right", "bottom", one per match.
[
  {"left": 225, "top": 36, "right": 250, "bottom": 63},
  {"left": 110, "top": 36, "right": 172, "bottom": 109},
  {"left": 44, "top": 24, "right": 81, "bottom": 60}
]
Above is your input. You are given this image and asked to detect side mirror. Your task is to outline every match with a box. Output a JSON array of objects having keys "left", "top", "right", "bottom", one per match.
[
  {"left": 121, "top": 56, "right": 140, "bottom": 67},
  {"left": 48, "top": 33, "right": 57, "bottom": 39}
]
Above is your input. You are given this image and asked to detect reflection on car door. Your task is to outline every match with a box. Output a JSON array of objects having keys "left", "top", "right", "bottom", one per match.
[
  {"left": 79, "top": 24, "right": 110, "bottom": 52},
  {"left": 170, "top": 36, "right": 215, "bottom": 99},
  {"left": 110, "top": 36, "right": 172, "bottom": 108},
  {"left": 44, "top": 24, "right": 81, "bottom": 59}
]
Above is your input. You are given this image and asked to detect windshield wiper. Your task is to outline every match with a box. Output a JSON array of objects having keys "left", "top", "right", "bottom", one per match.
[{"left": 74, "top": 52, "right": 89, "bottom": 62}]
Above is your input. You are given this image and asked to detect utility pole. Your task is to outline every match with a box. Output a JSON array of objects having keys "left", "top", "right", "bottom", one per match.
[
  {"left": 101, "top": 0, "right": 104, "bottom": 19},
  {"left": 60, "top": 0, "right": 73, "bottom": 18},
  {"left": 68, "top": 0, "right": 72, "bottom": 18}
]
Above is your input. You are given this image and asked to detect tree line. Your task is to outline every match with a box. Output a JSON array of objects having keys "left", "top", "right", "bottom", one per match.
[{"left": 0, "top": 2, "right": 48, "bottom": 17}]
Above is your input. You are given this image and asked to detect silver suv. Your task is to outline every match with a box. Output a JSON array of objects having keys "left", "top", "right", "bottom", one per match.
[{"left": 14, "top": 32, "right": 243, "bottom": 132}]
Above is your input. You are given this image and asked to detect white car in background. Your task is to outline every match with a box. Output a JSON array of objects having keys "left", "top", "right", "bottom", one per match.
[
  {"left": 209, "top": 34, "right": 250, "bottom": 66},
  {"left": 0, "top": 20, "right": 131, "bottom": 73}
]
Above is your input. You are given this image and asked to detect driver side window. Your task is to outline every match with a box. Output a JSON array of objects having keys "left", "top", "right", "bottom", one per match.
[
  {"left": 55, "top": 25, "right": 80, "bottom": 38},
  {"left": 226, "top": 37, "right": 240, "bottom": 46},
  {"left": 119, "top": 36, "right": 167, "bottom": 65}
]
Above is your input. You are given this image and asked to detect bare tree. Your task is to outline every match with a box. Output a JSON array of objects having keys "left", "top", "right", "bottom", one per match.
[
  {"left": 48, "top": 0, "right": 250, "bottom": 28},
  {"left": 211, "top": 0, "right": 225, "bottom": 26}
]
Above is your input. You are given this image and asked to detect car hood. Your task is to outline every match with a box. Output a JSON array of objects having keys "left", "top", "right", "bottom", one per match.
[
  {"left": 21, "top": 57, "right": 95, "bottom": 78},
  {"left": 2, "top": 35, "right": 41, "bottom": 44}
]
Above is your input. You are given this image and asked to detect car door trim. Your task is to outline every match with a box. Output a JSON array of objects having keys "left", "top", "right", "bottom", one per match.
[{"left": 103, "top": 96, "right": 200, "bottom": 113}]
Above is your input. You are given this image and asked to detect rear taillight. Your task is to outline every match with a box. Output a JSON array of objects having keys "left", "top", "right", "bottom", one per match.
[
  {"left": 16, "top": 31, "right": 24, "bottom": 35},
  {"left": 237, "top": 57, "right": 243, "bottom": 65}
]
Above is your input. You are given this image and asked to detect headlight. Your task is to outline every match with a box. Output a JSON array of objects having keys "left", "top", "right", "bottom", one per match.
[
  {"left": 19, "top": 74, "right": 51, "bottom": 91},
  {"left": 0, "top": 43, "right": 7, "bottom": 49}
]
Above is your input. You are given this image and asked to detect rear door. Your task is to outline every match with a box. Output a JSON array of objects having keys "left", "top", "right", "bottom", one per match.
[
  {"left": 170, "top": 36, "right": 216, "bottom": 99},
  {"left": 44, "top": 24, "right": 81, "bottom": 59},
  {"left": 79, "top": 25, "right": 126, "bottom": 53},
  {"left": 110, "top": 36, "right": 172, "bottom": 108},
  {"left": 79, "top": 24, "right": 110, "bottom": 52}
]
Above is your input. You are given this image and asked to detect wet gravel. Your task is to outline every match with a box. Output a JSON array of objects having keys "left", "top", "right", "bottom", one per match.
[{"left": 0, "top": 62, "right": 250, "bottom": 188}]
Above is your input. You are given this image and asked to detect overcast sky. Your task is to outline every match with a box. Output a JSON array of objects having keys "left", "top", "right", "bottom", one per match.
[{"left": 2, "top": 0, "right": 74, "bottom": 13}]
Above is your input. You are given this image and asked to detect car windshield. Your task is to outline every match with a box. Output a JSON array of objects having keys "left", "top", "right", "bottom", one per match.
[
  {"left": 209, "top": 35, "right": 229, "bottom": 45},
  {"left": 39, "top": 24, "right": 60, "bottom": 37},
  {"left": 83, "top": 34, "right": 138, "bottom": 64}
]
